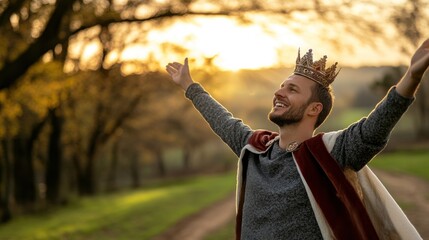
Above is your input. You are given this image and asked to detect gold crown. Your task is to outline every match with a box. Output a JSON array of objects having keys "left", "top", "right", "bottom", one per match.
[{"left": 293, "top": 49, "right": 340, "bottom": 88}]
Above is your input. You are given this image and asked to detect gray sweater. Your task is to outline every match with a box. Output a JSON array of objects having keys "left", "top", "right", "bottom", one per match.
[{"left": 185, "top": 83, "right": 413, "bottom": 240}]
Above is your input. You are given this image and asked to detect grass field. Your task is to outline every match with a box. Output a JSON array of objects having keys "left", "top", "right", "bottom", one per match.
[
  {"left": 0, "top": 173, "right": 236, "bottom": 240},
  {"left": 369, "top": 150, "right": 429, "bottom": 181}
]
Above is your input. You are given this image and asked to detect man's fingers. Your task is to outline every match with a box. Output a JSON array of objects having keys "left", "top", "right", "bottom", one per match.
[
  {"left": 167, "top": 60, "right": 188, "bottom": 71},
  {"left": 166, "top": 65, "right": 178, "bottom": 75},
  {"left": 172, "top": 62, "right": 182, "bottom": 69},
  {"left": 166, "top": 59, "right": 188, "bottom": 77},
  {"left": 165, "top": 67, "right": 173, "bottom": 76},
  {"left": 166, "top": 62, "right": 181, "bottom": 69}
]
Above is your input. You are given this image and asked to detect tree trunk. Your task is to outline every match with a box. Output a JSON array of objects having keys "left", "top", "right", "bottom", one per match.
[
  {"left": 12, "top": 138, "right": 36, "bottom": 207},
  {"left": 183, "top": 147, "right": 191, "bottom": 172},
  {"left": 106, "top": 141, "right": 119, "bottom": 192},
  {"left": 80, "top": 141, "right": 98, "bottom": 195},
  {"left": 130, "top": 152, "right": 140, "bottom": 189},
  {"left": 76, "top": 157, "right": 96, "bottom": 196},
  {"left": 45, "top": 108, "right": 63, "bottom": 204},
  {"left": 76, "top": 164, "right": 94, "bottom": 195},
  {"left": 79, "top": 103, "right": 104, "bottom": 196},
  {"left": 12, "top": 114, "right": 50, "bottom": 207},
  {"left": 71, "top": 153, "right": 85, "bottom": 196},
  {"left": 71, "top": 144, "right": 95, "bottom": 196},
  {"left": 155, "top": 149, "right": 166, "bottom": 177},
  {"left": 0, "top": 139, "right": 12, "bottom": 223}
]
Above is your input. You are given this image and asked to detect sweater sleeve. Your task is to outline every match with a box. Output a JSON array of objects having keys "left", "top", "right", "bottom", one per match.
[
  {"left": 331, "top": 87, "right": 414, "bottom": 171},
  {"left": 185, "top": 83, "right": 253, "bottom": 156}
]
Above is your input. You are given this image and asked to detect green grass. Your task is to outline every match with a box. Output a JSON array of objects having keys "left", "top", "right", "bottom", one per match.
[
  {"left": 0, "top": 173, "right": 236, "bottom": 240},
  {"left": 370, "top": 150, "right": 429, "bottom": 181},
  {"left": 337, "top": 108, "right": 371, "bottom": 128},
  {"left": 321, "top": 108, "right": 371, "bottom": 131}
]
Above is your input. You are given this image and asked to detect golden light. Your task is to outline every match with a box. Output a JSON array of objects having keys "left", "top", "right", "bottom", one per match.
[
  {"left": 118, "top": 16, "right": 406, "bottom": 71},
  {"left": 177, "top": 17, "right": 281, "bottom": 71},
  {"left": 70, "top": 13, "right": 410, "bottom": 73},
  {"left": 145, "top": 16, "right": 305, "bottom": 71}
]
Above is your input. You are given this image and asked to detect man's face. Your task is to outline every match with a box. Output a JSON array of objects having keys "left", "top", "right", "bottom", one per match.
[{"left": 268, "top": 75, "right": 316, "bottom": 127}]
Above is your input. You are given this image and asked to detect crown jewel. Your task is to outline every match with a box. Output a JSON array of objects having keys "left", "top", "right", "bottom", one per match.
[{"left": 294, "top": 49, "right": 340, "bottom": 88}]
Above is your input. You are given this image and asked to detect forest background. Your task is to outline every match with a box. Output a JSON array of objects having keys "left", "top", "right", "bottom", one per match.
[{"left": 0, "top": 0, "right": 428, "bottom": 238}]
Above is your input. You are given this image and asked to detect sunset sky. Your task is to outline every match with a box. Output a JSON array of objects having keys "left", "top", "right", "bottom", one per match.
[
  {"left": 120, "top": 17, "right": 409, "bottom": 72},
  {"left": 71, "top": 1, "right": 426, "bottom": 73}
]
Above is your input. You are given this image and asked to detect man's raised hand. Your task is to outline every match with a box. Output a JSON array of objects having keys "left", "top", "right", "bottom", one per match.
[
  {"left": 409, "top": 38, "right": 429, "bottom": 83},
  {"left": 396, "top": 38, "right": 429, "bottom": 98},
  {"left": 166, "top": 58, "right": 194, "bottom": 90}
]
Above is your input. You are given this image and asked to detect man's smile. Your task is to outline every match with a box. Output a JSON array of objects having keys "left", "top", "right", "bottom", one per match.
[{"left": 273, "top": 99, "right": 290, "bottom": 110}]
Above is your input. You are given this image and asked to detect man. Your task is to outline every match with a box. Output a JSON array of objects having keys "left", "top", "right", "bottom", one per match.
[{"left": 165, "top": 40, "right": 428, "bottom": 239}]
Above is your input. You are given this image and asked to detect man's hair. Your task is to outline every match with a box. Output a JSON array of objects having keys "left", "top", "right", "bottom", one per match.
[{"left": 309, "top": 83, "right": 334, "bottom": 129}]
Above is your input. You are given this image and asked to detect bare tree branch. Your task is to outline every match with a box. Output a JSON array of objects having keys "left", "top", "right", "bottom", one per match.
[
  {"left": 0, "top": 0, "right": 26, "bottom": 28},
  {"left": 0, "top": 0, "right": 76, "bottom": 90}
]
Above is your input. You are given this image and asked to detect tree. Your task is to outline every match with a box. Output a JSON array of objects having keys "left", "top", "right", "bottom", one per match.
[
  {"left": 65, "top": 67, "right": 145, "bottom": 195},
  {"left": 0, "top": 137, "right": 12, "bottom": 222},
  {"left": 45, "top": 106, "right": 64, "bottom": 204},
  {"left": 0, "top": 61, "right": 71, "bottom": 210}
]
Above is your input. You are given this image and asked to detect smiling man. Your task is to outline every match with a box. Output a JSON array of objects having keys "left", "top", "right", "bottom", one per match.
[{"left": 165, "top": 40, "right": 429, "bottom": 240}]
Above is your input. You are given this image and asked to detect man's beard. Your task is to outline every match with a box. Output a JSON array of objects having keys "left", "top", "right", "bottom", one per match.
[{"left": 268, "top": 103, "right": 308, "bottom": 127}]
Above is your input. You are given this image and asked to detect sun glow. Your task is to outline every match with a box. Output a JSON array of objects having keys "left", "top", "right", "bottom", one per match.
[
  {"left": 145, "top": 17, "right": 305, "bottom": 71},
  {"left": 71, "top": 14, "right": 409, "bottom": 73},
  {"left": 119, "top": 16, "right": 406, "bottom": 72}
]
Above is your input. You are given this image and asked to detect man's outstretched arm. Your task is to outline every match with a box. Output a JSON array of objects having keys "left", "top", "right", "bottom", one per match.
[
  {"left": 332, "top": 38, "right": 429, "bottom": 170},
  {"left": 166, "top": 58, "right": 253, "bottom": 156}
]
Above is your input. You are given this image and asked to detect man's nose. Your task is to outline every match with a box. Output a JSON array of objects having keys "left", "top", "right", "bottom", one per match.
[{"left": 274, "top": 88, "right": 286, "bottom": 98}]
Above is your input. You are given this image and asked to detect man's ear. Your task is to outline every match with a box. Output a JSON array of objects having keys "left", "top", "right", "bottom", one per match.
[{"left": 307, "top": 102, "right": 323, "bottom": 116}]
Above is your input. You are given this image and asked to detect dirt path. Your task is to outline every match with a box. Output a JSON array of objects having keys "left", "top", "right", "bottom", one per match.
[
  {"left": 152, "top": 192, "right": 236, "bottom": 240},
  {"left": 373, "top": 169, "right": 429, "bottom": 239},
  {"left": 153, "top": 170, "right": 429, "bottom": 240}
]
